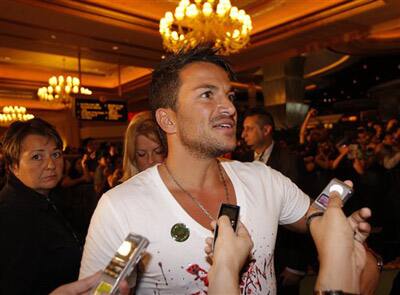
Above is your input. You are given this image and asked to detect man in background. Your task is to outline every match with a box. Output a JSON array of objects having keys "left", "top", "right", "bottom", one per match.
[{"left": 242, "top": 107, "right": 308, "bottom": 294}]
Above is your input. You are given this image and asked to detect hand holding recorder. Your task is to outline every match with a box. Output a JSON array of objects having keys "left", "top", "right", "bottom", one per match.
[
  {"left": 309, "top": 181, "right": 372, "bottom": 294},
  {"left": 205, "top": 215, "right": 254, "bottom": 295}
]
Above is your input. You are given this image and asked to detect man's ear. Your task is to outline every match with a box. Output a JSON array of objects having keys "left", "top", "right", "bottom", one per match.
[
  {"left": 263, "top": 125, "right": 273, "bottom": 137},
  {"left": 155, "top": 108, "right": 176, "bottom": 134}
]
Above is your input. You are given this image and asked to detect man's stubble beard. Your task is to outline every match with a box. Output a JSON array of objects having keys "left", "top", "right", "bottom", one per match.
[{"left": 178, "top": 123, "right": 237, "bottom": 159}]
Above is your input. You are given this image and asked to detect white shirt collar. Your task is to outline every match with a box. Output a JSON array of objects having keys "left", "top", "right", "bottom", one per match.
[{"left": 254, "top": 141, "right": 274, "bottom": 163}]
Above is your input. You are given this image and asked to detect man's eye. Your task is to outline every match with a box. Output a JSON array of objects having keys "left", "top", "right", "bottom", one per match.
[
  {"left": 32, "top": 154, "right": 42, "bottom": 160},
  {"left": 200, "top": 91, "right": 213, "bottom": 99},
  {"left": 228, "top": 93, "right": 236, "bottom": 101}
]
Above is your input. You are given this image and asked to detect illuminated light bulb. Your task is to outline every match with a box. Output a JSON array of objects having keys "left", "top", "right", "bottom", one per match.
[
  {"left": 171, "top": 31, "right": 179, "bottom": 41},
  {"left": 66, "top": 76, "right": 72, "bottom": 85},
  {"left": 55, "top": 85, "right": 61, "bottom": 93},
  {"left": 180, "top": 0, "right": 190, "bottom": 8},
  {"left": 186, "top": 4, "right": 198, "bottom": 17},
  {"left": 48, "top": 86, "right": 53, "bottom": 94},
  {"left": 72, "top": 86, "right": 79, "bottom": 93},
  {"left": 223, "top": 0, "right": 232, "bottom": 10},
  {"left": 216, "top": 3, "right": 226, "bottom": 16},
  {"left": 58, "top": 75, "right": 64, "bottom": 84},
  {"left": 179, "top": 34, "right": 185, "bottom": 41},
  {"left": 237, "top": 9, "right": 245, "bottom": 22},
  {"left": 203, "top": 2, "right": 213, "bottom": 17},
  {"left": 232, "top": 29, "right": 240, "bottom": 39},
  {"left": 49, "top": 76, "right": 57, "bottom": 86},
  {"left": 160, "top": 18, "right": 167, "bottom": 29},
  {"left": 72, "top": 77, "right": 80, "bottom": 86},
  {"left": 175, "top": 7, "right": 184, "bottom": 20},
  {"left": 230, "top": 7, "right": 238, "bottom": 19},
  {"left": 165, "top": 12, "right": 174, "bottom": 24},
  {"left": 65, "top": 85, "right": 71, "bottom": 94}
]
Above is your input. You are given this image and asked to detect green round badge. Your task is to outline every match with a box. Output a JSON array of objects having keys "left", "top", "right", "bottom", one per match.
[{"left": 170, "top": 223, "right": 190, "bottom": 242}]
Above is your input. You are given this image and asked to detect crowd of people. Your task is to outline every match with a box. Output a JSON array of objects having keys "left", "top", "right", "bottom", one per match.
[
  {"left": 0, "top": 46, "right": 398, "bottom": 294},
  {"left": 297, "top": 110, "right": 400, "bottom": 258}
]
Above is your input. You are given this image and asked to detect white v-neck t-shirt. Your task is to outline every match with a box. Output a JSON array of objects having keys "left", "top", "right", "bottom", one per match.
[{"left": 79, "top": 160, "right": 309, "bottom": 295}]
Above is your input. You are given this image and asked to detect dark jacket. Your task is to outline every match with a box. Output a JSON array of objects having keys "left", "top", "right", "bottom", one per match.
[
  {"left": 0, "top": 174, "right": 83, "bottom": 295},
  {"left": 267, "top": 144, "right": 302, "bottom": 187},
  {"left": 265, "top": 145, "right": 310, "bottom": 280}
]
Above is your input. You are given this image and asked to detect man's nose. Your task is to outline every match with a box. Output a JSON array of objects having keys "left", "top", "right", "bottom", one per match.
[{"left": 218, "top": 94, "right": 236, "bottom": 116}]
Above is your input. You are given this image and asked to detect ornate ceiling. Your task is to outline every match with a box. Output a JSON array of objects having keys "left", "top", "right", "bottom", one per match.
[{"left": 0, "top": 0, "right": 399, "bottom": 110}]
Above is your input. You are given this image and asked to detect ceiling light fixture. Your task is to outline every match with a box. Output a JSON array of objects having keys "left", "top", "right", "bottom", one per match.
[
  {"left": 0, "top": 106, "right": 34, "bottom": 126},
  {"left": 159, "top": 0, "right": 253, "bottom": 55},
  {"left": 37, "top": 50, "right": 92, "bottom": 108}
]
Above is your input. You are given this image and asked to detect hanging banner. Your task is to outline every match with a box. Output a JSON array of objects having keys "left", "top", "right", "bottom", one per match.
[{"left": 75, "top": 98, "right": 127, "bottom": 122}]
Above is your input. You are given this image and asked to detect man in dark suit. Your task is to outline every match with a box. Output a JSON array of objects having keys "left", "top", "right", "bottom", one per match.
[{"left": 242, "top": 107, "right": 308, "bottom": 295}]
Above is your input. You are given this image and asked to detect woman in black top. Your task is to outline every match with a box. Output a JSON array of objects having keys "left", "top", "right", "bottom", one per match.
[{"left": 0, "top": 118, "right": 82, "bottom": 295}]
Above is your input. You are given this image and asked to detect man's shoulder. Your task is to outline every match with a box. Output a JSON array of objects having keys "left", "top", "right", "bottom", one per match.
[
  {"left": 222, "top": 158, "right": 280, "bottom": 178},
  {"left": 272, "top": 144, "right": 296, "bottom": 158},
  {"left": 222, "top": 158, "right": 266, "bottom": 169}
]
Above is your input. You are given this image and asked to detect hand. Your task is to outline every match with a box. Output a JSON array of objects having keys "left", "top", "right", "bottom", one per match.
[
  {"left": 310, "top": 183, "right": 371, "bottom": 293},
  {"left": 338, "top": 145, "right": 349, "bottom": 155},
  {"left": 50, "top": 272, "right": 131, "bottom": 295},
  {"left": 205, "top": 216, "right": 253, "bottom": 273},
  {"left": 81, "top": 154, "right": 88, "bottom": 168},
  {"left": 205, "top": 216, "right": 253, "bottom": 295},
  {"left": 360, "top": 250, "right": 381, "bottom": 295},
  {"left": 50, "top": 272, "right": 101, "bottom": 295},
  {"left": 306, "top": 108, "right": 317, "bottom": 118}
]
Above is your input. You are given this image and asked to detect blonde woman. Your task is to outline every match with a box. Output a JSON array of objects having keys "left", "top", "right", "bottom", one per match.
[{"left": 121, "top": 111, "right": 165, "bottom": 181}]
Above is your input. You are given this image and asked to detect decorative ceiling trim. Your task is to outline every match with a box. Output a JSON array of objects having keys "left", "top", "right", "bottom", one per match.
[
  {"left": 250, "top": 0, "right": 384, "bottom": 46},
  {"left": 0, "top": 18, "right": 162, "bottom": 63},
  {"left": 304, "top": 55, "right": 351, "bottom": 79},
  {"left": 16, "top": 0, "right": 159, "bottom": 33}
]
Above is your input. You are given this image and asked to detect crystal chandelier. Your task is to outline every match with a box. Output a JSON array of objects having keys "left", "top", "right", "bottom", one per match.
[
  {"left": 37, "top": 75, "right": 92, "bottom": 107},
  {"left": 159, "top": 0, "right": 253, "bottom": 55},
  {"left": 0, "top": 106, "right": 34, "bottom": 126}
]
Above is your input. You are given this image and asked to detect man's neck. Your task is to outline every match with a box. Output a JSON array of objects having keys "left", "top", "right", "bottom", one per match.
[
  {"left": 254, "top": 138, "right": 273, "bottom": 154},
  {"left": 164, "top": 147, "right": 221, "bottom": 190}
]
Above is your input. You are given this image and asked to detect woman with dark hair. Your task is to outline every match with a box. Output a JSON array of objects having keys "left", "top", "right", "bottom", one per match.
[{"left": 0, "top": 118, "right": 84, "bottom": 294}]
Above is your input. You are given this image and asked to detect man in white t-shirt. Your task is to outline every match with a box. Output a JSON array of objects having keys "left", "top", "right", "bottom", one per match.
[{"left": 79, "top": 46, "right": 375, "bottom": 294}]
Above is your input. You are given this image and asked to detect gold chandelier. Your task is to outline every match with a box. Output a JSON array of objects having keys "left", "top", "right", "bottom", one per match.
[
  {"left": 159, "top": 0, "right": 253, "bottom": 55},
  {"left": 0, "top": 106, "right": 34, "bottom": 126},
  {"left": 37, "top": 75, "right": 92, "bottom": 107}
]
